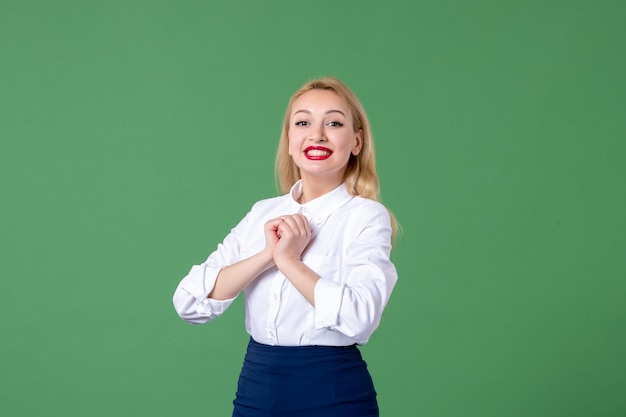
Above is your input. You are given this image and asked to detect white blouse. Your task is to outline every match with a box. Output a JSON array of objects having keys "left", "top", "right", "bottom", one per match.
[{"left": 172, "top": 181, "right": 398, "bottom": 346}]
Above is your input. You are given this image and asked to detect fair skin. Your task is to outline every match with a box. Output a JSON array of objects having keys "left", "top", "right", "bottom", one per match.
[
  {"left": 288, "top": 89, "right": 363, "bottom": 203},
  {"left": 209, "top": 89, "right": 362, "bottom": 306}
]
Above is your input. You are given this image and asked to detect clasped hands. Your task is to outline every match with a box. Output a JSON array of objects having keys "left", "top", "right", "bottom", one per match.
[{"left": 263, "top": 214, "right": 312, "bottom": 267}]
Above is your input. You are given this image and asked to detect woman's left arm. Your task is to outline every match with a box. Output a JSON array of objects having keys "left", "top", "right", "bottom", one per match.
[{"left": 313, "top": 203, "right": 398, "bottom": 344}]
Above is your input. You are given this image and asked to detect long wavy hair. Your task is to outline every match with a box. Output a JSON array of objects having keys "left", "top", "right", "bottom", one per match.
[{"left": 274, "top": 76, "right": 399, "bottom": 241}]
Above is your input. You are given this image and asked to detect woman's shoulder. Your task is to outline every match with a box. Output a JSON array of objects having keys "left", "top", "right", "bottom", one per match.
[
  {"left": 351, "top": 195, "right": 389, "bottom": 213},
  {"left": 347, "top": 196, "right": 392, "bottom": 223}
]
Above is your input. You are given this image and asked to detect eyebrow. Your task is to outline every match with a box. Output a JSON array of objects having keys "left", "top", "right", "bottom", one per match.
[{"left": 293, "top": 109, "right": 346, "bottom": 116}]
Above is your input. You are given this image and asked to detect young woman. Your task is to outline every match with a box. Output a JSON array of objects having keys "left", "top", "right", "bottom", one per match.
[{"left": 173, "top": 76, "right": 398, "bottom": 417}]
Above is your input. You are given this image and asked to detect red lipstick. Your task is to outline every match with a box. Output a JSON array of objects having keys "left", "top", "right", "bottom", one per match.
[{"left": 304, "top": 146, "right": 333, "bottom": 160}]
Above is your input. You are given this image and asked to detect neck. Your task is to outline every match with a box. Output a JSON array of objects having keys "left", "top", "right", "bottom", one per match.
[{"left": 298, "top": 177, "right": 343, "bottom": 204}]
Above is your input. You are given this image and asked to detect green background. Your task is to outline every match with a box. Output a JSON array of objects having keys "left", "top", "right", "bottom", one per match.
[{"left": 2, "top": 0, "right": 625, "bottom": 416}]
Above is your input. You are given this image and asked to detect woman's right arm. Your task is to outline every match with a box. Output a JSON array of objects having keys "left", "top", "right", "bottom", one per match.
[
  {"left": 172, "top": 211, "right": 284, "bottom": 324},
  {"left": 209, "top": 215, "right": 286, "bottom": 299},
  {"left": 208, "top": 249, "right": 274, "bottom": 300},
  {"left": 172, "top": 211, "right": 257, "bottom": 324}
]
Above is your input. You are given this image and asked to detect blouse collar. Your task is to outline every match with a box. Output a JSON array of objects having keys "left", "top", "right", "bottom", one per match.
[{"left": 288, "top": 180, "right": 354, "bottom": 225}]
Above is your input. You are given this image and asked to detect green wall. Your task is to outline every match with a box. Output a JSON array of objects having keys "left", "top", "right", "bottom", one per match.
[{"left": 2, "top": 1, "right": 625, "bottom": 416}]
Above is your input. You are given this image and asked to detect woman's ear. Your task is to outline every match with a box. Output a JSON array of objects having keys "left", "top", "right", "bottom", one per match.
[{"left": 352, "top": 129, "right": 364, "bottom": 155}]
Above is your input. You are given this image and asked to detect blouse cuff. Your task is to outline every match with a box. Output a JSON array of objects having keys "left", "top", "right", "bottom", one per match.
[
  {"left": 182, "top": 264, "right": 235, "bottom": 317},
  {"left": 313, "top": 279, "right": 344, "bottom": 329},
  {"left": 195, "top": 296, "right": 235, "bottom": 317}
]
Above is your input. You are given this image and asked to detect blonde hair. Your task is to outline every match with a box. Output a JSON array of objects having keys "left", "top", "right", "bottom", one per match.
[{"left": 274, "top": 76, "right": 399, "bottom": 241}]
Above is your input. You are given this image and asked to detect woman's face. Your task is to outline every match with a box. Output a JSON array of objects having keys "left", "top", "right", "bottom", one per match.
[{"left": 288, "top": 89, "right": 363, "bottom": 188}]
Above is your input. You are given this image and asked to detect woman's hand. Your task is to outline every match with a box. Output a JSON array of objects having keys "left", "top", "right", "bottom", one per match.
[
  {"left": 263, "top": 217, "right": 283, "bottom": 257},
  {"left": 264, "top": 214, "right": 312, "bottom": 264},
  {"left": 263, "top": 214, "right": 318, "bottom": 306}
]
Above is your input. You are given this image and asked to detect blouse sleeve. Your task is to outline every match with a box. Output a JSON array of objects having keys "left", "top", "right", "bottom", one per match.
[
  {"left": 172, "top": 210, "right": 252, "bottom": 324},
  {"left": 313, "top": 202, "right": 398, "bottom": 344}
]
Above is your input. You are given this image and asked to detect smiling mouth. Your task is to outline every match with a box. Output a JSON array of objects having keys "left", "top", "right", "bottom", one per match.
[{"left": 304, "top": 146, "right": 333, "bottom": 160}]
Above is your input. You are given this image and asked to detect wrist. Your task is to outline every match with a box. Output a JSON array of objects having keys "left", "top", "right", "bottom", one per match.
[
  {"left": 273, "top": 255, "right": 302, "bottom": 271},
  {"left": 257, "top": 248, "right": 276, "bottom": 270}
]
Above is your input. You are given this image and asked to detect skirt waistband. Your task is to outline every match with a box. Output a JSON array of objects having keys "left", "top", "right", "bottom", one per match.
[{"left": 245, "top": 337, "right": 361, "bottom": 367}]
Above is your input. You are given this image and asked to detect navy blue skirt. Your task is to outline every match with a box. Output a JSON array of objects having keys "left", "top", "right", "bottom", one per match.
[{"left": 232, "top": 337, "right": 379, "bottom": 417}]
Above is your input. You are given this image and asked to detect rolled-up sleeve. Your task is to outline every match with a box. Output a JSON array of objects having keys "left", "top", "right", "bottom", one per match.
[
  {"left": 172, "top": 211, "right": 251, "bottom": 324},
  {"left": 313, "top": 203, "right": 397, "bottom": 344}
]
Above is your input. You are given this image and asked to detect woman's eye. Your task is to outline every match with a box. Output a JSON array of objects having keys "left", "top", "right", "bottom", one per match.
[
  {"left": 294, "top": 121, "right": 309, "bottom": 126},
  {"left": 327, "top": 121, "right": 344, "bottom": 127}
]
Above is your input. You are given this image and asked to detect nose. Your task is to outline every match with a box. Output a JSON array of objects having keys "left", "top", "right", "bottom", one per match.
[{"left": 308, "top": 123, "right": 327, "bottom": 142}]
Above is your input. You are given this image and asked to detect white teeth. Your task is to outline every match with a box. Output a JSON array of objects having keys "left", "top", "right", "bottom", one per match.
[{"left": 307, "top": 149, "right": 331, "bottom": 156}]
